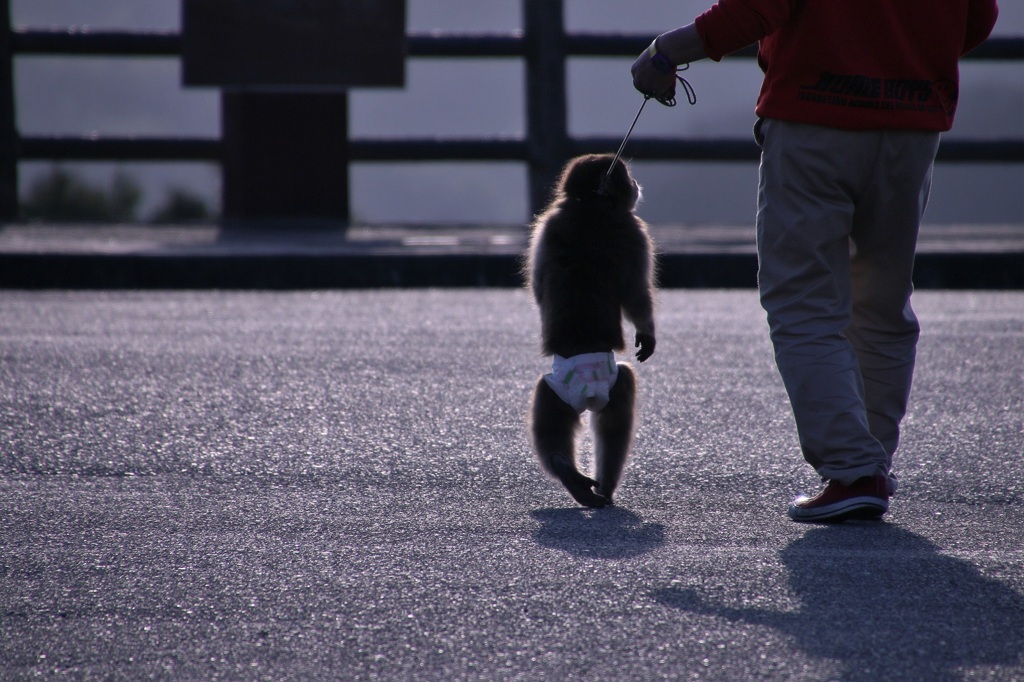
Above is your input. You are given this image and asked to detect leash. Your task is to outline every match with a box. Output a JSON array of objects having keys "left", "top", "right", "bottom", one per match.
[
  {"left": 604, "top": 96, "right": 651, "bottom": 187},
  {"left": 597, "top": 66, "right": 698, "bottom": 196}
]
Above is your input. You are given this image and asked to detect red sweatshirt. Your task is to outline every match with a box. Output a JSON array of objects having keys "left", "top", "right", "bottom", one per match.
[{"left": 694, "top": 0, "right": 999, "bottom": 131}]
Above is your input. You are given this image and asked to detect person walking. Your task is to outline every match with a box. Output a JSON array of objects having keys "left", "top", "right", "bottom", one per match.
[{"left": 631, "top": 0, "right": 999, "bottom": 522}]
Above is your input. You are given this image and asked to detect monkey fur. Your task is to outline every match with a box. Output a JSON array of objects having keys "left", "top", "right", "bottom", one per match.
[{"left": 524, "top": 154, "right": 657, "bottom": 508}]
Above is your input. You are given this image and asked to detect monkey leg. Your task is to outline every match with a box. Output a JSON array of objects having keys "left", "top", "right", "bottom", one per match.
[
  {"left": 530, "top": 378, "right": 609, "bottom": 508},
  {"left": 592, "top": 363, "right": 637, "bottom": 504}
]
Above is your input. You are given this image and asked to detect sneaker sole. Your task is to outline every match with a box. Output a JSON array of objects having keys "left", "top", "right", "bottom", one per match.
[{"left": 788, "top": 496, "right": 889, "bottom": 523}]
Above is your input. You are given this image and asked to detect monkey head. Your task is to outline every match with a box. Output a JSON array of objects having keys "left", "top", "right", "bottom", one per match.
[{"left": 557, "top": 154, "right": 640, "bottom": 211}]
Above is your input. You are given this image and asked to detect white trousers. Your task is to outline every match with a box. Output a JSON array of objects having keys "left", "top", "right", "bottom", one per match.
[{"left": 755, "top": 119, "right": 941, "bottom": 487}]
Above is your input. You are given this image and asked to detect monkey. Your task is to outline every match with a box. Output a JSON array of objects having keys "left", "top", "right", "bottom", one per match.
[{"left": 523, "top": 153, "right": 657, "bottom": 508}]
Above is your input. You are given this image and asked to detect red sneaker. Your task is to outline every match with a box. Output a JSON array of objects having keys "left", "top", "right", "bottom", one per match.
[{"left": 788, "top": 474, "right": 890, "bottom": 523}]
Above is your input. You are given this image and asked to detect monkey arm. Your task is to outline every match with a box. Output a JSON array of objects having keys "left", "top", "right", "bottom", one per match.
[
  {"left": 623, "top": 295, "right": 655, "bottom": 342},
  {"left": 628, "top": 302, "right": 656, "bottom": 363},
  {"left": 525, "top": 233, "right": 548, "bottom": 305},
  {"left": 531, "top": 265, "right": 544, "bottom": 305},
  {"left": 621, "top": 252, "right": 657, "bottom": 362}
]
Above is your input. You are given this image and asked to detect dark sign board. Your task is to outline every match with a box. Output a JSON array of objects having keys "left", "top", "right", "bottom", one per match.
[{"left": 183, "top": 0, "right": 406, "bottom": 88}]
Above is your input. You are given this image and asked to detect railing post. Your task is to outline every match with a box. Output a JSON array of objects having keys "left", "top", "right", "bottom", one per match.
[
  {"left": 0, "top": 0, "right": 18, "bottom": 221},
  {"left": 221, "top": 91, "right": 350, "bottom": 228},
  {"left": 524, "top": 0, "right": 569, "bottom": 217}
]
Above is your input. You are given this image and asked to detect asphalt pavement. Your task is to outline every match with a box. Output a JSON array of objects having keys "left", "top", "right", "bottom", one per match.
[{"left": 1, "top": 289, "right": 1022, "bottom": 680}]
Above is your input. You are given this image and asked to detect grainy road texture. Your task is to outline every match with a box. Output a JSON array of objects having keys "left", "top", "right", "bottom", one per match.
[{"left": 2, "top": 290, "right": 1022, "bottom": 680}]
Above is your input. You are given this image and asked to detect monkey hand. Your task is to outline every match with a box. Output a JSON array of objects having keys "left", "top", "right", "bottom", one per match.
[{"left": 634, "top": 332, "right": 656, "bottom": 362}]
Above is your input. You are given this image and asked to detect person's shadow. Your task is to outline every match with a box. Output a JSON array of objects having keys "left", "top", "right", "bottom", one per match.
[
  {"left": 653, "top": 524, "right": 1024, "bottom": 680},
  {"left": 531, "top": 507, "right": 665, "bottom": 559}
]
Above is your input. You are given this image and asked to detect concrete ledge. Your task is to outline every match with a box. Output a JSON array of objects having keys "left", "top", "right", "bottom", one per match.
[
  {"left": 0, "top": 253, "right": 521, "bottom": 289},
  {"left": 1, "top": 223, "right": 1021, "bottom": 289},
  {"left": 2, "top": 251, "right": 1023, "bottom": 289}
]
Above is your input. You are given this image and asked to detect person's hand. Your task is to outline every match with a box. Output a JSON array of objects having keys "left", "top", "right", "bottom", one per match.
[
  {"left": 631, "top": 38, "right": 677, "bottom": 101},
  {"left": 634, "top": 332, "right": 656, "bottom": 362}
]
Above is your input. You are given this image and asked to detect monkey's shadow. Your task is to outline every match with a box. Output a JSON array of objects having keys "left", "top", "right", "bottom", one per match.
[{"left": 530, "top": 507, "right": 665, "bottom": 559}]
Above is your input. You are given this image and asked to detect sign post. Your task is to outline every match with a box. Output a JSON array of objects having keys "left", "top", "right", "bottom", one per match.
[{"left": 183, "top": 0, "right": 406, "bottom": 228}]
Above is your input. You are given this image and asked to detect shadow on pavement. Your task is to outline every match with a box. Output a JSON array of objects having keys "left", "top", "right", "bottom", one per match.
[
  {"left": 652, "top": 523, "right": 1024, "bottom": 680},
  {"left": 530, "top": 507, "right": 666, "bottom": 559}
]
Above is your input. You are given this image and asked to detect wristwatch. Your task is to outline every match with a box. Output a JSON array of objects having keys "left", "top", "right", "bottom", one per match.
[{"left": 647, "top": 37, "right": 675, "bottom": 75}]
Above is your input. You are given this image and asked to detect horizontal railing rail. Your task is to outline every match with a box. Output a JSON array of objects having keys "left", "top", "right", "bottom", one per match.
[
  {"left": 19, "top": 136, "right": 1023, "bottom": 165},
  {"left": 11, "top": 30, "right": 1023, "bottom": 60}
]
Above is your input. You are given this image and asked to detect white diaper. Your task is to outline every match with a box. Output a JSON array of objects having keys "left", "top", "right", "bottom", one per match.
[{"left": 543, "top": 352, "right": 619, "bottom": 414}]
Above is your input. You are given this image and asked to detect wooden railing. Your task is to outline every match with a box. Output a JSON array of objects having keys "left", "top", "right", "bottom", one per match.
[{"left": 1, "top": 0, "right": 1021, "bottom": 223}]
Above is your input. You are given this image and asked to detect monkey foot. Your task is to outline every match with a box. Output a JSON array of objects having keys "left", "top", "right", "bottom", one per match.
[
  {"left": 594, "top": 488, "right": 615, "bottom": 506},
  {"left": 551, "top": 463, "right": 609, "bottom": 508},
  {"left": 567, "top": 486, "right": 609, "bottom": 508}
]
